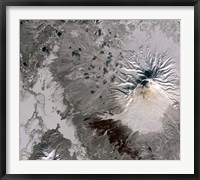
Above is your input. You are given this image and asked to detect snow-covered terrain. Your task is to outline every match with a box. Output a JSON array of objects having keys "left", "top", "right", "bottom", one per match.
[{"left": 20, "top": 20, "right": 180, "bottom": 160}]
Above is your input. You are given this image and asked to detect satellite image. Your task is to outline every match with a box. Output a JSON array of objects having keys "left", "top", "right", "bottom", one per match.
[{"left": 20, "top": 19, "right": 180, "bottom": 160}]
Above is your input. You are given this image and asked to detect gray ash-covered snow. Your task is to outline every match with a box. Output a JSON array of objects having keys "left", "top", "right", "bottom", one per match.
[{"left": 20, "top": 20, "right": 180, "bottom": 160}]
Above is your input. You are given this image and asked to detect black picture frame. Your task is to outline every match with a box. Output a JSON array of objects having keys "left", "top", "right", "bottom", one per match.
[{"left": 0, "top": 0, "right": 199, "bottom": 179}]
